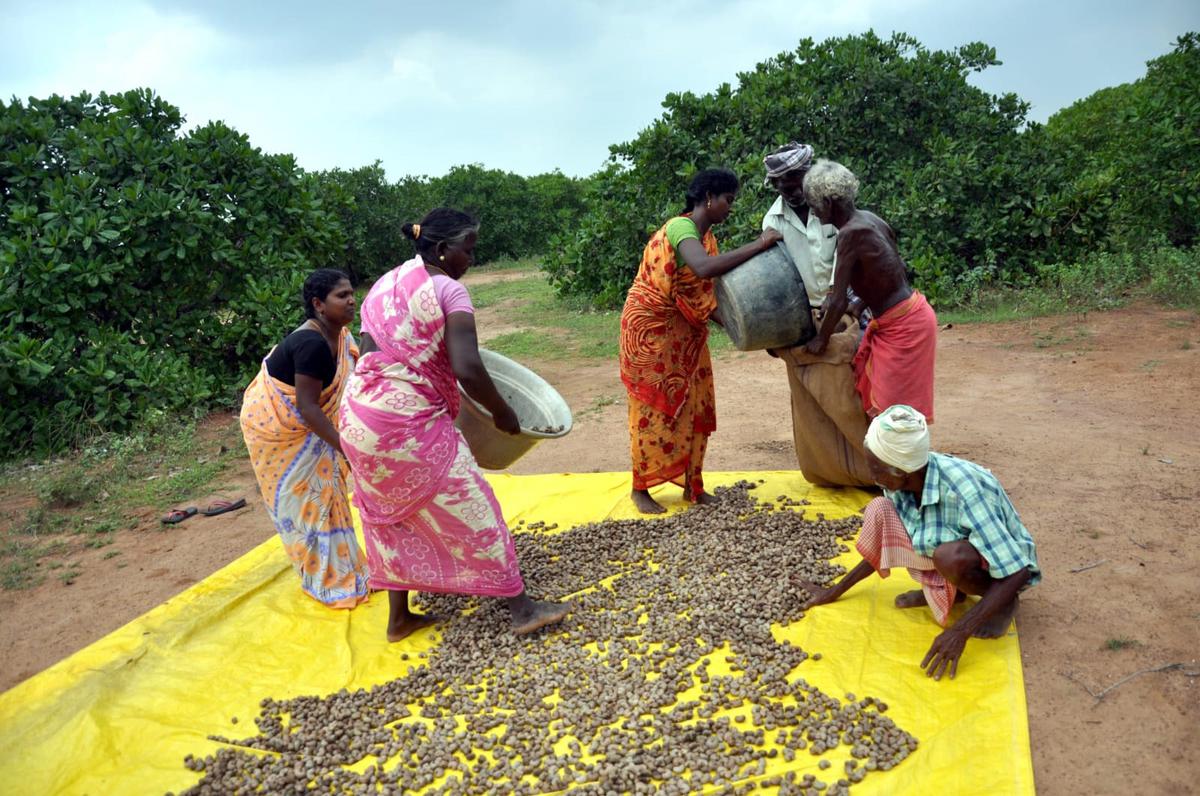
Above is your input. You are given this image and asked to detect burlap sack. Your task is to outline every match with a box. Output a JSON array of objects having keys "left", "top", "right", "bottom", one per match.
[{"left": 777, "top": 314, "right": 874, "bottom": 488}]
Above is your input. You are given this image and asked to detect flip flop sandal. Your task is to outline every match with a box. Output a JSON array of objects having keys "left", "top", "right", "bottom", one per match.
[
  {"left": 201, "top": 498, "right": 247, "bottom": 517},
  {"left": 162, "top": 507, "right": 198, "bottom": 525}
]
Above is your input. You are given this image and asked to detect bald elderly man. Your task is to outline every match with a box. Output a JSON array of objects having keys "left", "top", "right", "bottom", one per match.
[
  {"left": 797, "top": 405, "right": 1041, "bottom": 680},
  {"left": 762, "top": 142, "right": 874, "bottom": 488},
  {"left": 803, "top": 160, "right": 937, "bottom": 423}
]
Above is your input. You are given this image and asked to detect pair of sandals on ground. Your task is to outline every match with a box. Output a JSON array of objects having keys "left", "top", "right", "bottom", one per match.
[{"left": 161, "top": 498, "right": 246, "bottom": 525}]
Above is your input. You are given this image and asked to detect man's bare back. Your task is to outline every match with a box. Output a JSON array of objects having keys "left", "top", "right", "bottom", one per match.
[{"left": 836, "top": 210, "right": 912, "bottom": 317}]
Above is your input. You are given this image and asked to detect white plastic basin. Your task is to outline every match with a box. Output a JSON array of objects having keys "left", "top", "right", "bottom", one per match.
[{"left": 454, "top": 349, "right": 573, "bottom": 470}]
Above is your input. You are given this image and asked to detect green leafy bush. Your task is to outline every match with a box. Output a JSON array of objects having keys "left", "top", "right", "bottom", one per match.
[
  {"left": 544, "top": 32, "right": 1051, "bottom": 307},
  {"left": 0, "top": 89, "right": 345, "bottom": 453},
  {"left": 1045, "top": 32, "right": 1200, "bottom": 250},
  {"left": 316, "top": 163, "right": 588, "bottom": 284},
  {"left": 543, "top": 31, "right": 1200, "bottom": 309}
]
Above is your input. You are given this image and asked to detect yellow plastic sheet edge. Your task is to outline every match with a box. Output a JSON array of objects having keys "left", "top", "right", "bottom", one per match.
[{"left": 0, "top": 471, "right": 1034, "bottom": 796}]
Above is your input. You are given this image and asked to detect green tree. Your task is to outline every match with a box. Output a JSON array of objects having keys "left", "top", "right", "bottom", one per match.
[
  {"left": 0, "top": 89, "right": 344, "bottom": 453},
  {"left": 1045, "top": 32, "right": 1200, "bottom": 250},
  {"left": 544, "top": 32, "right": 1071, "bottom": 306}
]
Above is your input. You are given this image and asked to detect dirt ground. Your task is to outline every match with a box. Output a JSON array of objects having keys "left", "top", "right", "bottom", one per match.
[{"left": 2, "top": 301, "right": 1198, "bottom": 793}]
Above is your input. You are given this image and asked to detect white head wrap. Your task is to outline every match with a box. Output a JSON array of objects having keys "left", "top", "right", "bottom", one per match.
[{"left": 864, "top": 405, "right": 930, "bottom": 473}]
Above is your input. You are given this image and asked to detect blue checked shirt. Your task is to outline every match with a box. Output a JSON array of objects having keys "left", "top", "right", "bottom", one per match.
[{"left": 885, "top": 453, "right": 1041, "bottom": 586}]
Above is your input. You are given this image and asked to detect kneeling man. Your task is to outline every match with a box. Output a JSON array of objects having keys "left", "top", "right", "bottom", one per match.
[{"left": 798, "top": 405, "right": 1041, "bottom": 680}]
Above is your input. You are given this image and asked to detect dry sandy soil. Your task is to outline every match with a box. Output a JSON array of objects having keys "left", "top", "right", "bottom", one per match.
[{"left": 2, "top": 296, "right": 1198, "bottom": 793}]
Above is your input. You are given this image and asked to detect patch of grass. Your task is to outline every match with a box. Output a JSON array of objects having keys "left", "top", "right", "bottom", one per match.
[
  {"left": 1031, "top": 325, "right": 1091, "bottom": 350},
  {"left": 150, "top": 459, "right": 229, "bottom": 504},
  {"left": 478, "top": 256, "right": 540, "bottom": 272},
  {"left": 0, "top": 536, "right": 43, "bottom": 590},
  {"left": 708, "top": 325, "right": 734, "bottom": 354},
  {"left": 933, "top": 244, "right": 1200, "bottom": 322},
  {"left": 1141, "top": 359, "right": 1163, "bottom": 371},
  {"left": 0, "top": 411, "right": 241, "bottom": 590},
  {"left": 471, "top": 272, "right": 624, "bottom": 360},
  {"left": 471, "top": 268, "right": 741, "bottom": 363},
  {"left": 57, "top": 565, "right": 82, "bottom": 586},
  {"left": 102, "top": 550, "right": 121, "bottom": 560},
  {"left": 1104, "top": 637, "right": 1139, "bottom": 651},
  {"left": 470, "top": 274, "right": 551, "bottom": 310},
  {"left": 18, "top": 506, "right": 68, "bottom": 536},
  {"left": 936, "top": 300, "right": 1052, "bottom": 326},
  {"left": 576, "top": 394, "right": 623, "bottom": 420},
  {"left": 1182, "top": 340, "right": 1193, "bottom": 350},
  {"left": 487, "top": 330, "right": 560, "bottom": 359},
  {"left": 37, "top": 466, "right": 102, "bottom": 508}
]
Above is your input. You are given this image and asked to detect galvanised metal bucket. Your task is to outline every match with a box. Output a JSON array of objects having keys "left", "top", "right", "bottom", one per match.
[
  {"left": 454, "top": 349, "right": 573, "bottom": 470},
  {"left": 714, "top": 243, "right": 815, "bottom": 351}
]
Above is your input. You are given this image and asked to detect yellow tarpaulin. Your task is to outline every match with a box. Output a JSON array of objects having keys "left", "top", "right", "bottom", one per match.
[{"left": 0, "top": 472, "right": 1033, "bottom": 795}]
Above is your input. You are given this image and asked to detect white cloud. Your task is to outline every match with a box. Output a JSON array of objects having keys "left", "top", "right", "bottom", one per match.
[
  {"left": 3, "top": 0, "right": 1194, "bottom": 178},
  {"left": 9, "top": 2, "right": 228, "bottom": 100}
]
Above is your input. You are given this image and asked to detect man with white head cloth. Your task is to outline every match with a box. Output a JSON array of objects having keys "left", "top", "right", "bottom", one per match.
[
  {"left": 797, "top": 405, "right": 1041, "bottom": 681},
  {"left": 762, "top": 142, "right": 847, "bottom": 310},
  {"left": 761, "top": 143, "right": 874, "bottom": 488}
]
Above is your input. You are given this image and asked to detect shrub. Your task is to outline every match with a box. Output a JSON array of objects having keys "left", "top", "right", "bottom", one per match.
[{"left": 0, "top": 89, "right": 344, "bottom": 454}]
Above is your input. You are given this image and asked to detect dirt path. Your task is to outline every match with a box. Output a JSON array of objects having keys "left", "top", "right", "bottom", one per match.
[{"left": 2, "top": 304, "right": 1198, "bottom": 793}]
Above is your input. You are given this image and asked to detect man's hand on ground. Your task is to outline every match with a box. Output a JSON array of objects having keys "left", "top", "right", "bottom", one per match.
[
  {"left": 793, "top": 579, "right": 838, "bottom": 607},
  {"left": 921, "top": 626, "right": 969, "bottom": 680}
]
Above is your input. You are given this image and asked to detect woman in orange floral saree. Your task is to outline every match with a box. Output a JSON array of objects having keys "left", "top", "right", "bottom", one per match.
[
  {"left": 619, "top": 169, "right": 783, "bottom": 514},
  {"left": 240, "top": 269, "right": 370, "bottom": 608}
]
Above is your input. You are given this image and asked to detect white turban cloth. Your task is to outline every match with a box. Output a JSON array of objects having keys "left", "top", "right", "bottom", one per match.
[{"left": 864, "top": 405, "right": 930, "bottom": 473}]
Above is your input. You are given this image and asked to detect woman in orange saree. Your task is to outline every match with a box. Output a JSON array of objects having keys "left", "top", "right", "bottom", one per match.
[
  {"left": 619, "top": 169, "right": 783, "bottom": 514},
  {"left": 240, "top": 269, "right": 370, "bottom": 608}
]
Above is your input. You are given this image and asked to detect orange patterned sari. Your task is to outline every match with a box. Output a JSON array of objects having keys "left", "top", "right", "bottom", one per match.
[
  {"left": 239, "top": 328, "right": 370, "bottom": 609},
  {"left": 619, "top": 218, "right": 719, "bottom": 497}
]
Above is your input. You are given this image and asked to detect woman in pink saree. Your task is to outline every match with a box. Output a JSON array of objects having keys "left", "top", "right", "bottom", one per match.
[{"left": 340, "top": 208, "right": 570, "bottom": 641}]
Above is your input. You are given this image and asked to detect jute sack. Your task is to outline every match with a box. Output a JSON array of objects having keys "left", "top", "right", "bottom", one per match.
[{"left": 777, "top": 314, "right": 874, "bottom": 488}]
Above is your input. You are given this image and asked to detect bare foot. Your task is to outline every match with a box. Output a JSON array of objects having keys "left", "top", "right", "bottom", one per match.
[
  {"left": 631, "top": 489, "right": 666, "bottom": 514},
  {"left": 894, "top": 590, "right": 928, "bottom": 609},
  {"left": 974, "top": 596, "right": 1018, "bottom": 638},
  {"left": 694, "top": 491, "right": 720, "bottom": 506},
  {"left": 386, "top": 613, "right": 438, "bottom": 643},
  {"left": 511, "top": 600, "right": 570, "bottom": 635},
  {"left": 895, "top": 589, "right": 967, "bottom": 610}
]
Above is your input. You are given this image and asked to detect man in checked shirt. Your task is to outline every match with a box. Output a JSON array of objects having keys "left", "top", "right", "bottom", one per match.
[{"left": 796, "top": 405, "right": 1041, "bottom": 680}]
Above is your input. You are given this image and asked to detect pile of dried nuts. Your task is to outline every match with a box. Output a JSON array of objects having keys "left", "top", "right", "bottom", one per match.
[
  {"left": 526, "top": 425, "right": 565, "bottom": 435},
  {"left": 177, "top": 481, "right": 917, "bottom": 795}
]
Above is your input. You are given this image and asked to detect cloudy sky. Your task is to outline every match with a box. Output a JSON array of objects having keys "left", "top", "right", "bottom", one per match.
[{"left": 2, "top": 0, "right": 1196, "bottom": 179}]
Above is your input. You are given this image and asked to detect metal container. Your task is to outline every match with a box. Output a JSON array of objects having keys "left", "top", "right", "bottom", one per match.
[
  {"left": 714, "top": 243, "right": 815, "bottom": 351},
  {"left": 454, "top": 349, "right": 573, "bottom": 470}
]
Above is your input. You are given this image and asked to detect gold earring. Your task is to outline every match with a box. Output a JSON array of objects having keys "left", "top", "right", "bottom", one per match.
[
  {"left": 706, "top": 199, "right": 711, "bottom": 209},
  {"left": 439, "top": 255, "right": 445, "bottom": 262}
]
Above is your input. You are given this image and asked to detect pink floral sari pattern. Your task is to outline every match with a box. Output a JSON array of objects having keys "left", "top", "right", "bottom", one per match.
[{"left": 340, "top": 258, "right": 524, "bottom": 597}]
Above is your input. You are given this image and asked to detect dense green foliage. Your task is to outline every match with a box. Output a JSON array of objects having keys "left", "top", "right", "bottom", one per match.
[
  {"left": 0, "top": 90, "right": 588, "bottom": 454},
  {"left": 0, "top": 89, "right": 345, "bottom": 452},
  {"left": 317, "top": 163, "right": 587, "bottom": 283},
  {"left": 544, "top": 31, "right": 1200, "bottom": 308},
  {"left": 1044, "top": 32, "right": 1200, "bottom": 251}
]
